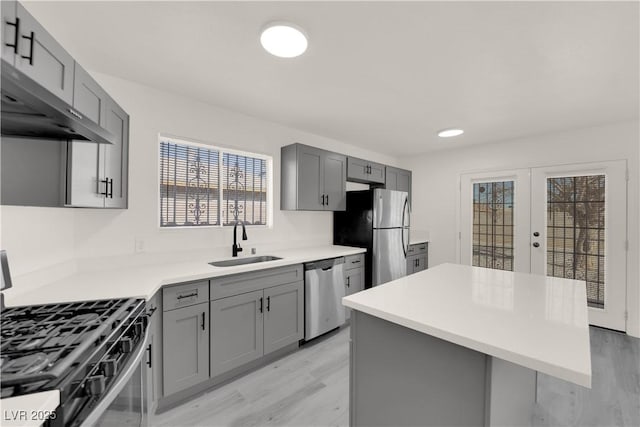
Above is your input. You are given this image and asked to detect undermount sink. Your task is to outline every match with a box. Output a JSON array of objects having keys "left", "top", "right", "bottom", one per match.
[{"left": 209, "top": 255, "right": 282, "bottom": 267}]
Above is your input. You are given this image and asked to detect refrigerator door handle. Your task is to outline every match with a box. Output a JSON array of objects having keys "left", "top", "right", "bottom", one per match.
[{"left": 401, "top": 197, "right": 408, "bottom": 258}]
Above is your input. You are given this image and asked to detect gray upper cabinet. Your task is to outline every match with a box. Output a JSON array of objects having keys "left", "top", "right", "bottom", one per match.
[
  {"left": 263, "top": 281, "right": 304, "bottom": 354},
  {"left": 14, "top": 2, "right": 74, "bottom": 104},
  {"left": 162, "top": 302, "right": 210, "bottom": 396},
  {"left": 210, "top": 290, "right": 264, "bottom": 377},
  {"left": 295, "top": 144, "right": 323, "bottom": 210},
  {"left": 281, "top": 143, "right": 346, "bottom": 211},
  {"left": 103, "top": 99, "right": 129, "bottom": 208},
  {"left": 65, "top": 66, "right": 129, "bottom": 208},
  {"left": 66, "top": 64, "right": 109, "bottom": 207},
  {"left": 323, "top": 151, "right": 347, "bottom": 210},
  {"left": 1, "top": 2, "right": 130, "bottom": 210},
  {"left": 347, "top": 157, "right": 385, "bottom": 185},
  {"left": 385, "top": 166, "right": 412, "bottom": 203}
]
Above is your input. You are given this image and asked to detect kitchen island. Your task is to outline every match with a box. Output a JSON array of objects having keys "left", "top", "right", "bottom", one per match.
[{"left": 342, "top": 263, "right": 591, "bottom": 427}]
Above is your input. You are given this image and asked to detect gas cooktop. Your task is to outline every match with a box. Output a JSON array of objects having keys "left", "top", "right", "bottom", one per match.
[{"left": 1, "top": 298, "right": 145, "bottom": 399}]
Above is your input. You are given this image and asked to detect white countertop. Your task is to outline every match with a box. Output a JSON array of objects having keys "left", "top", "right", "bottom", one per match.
[
  {"left": 4, "top": 245, "right": 366, "bottom": 307},
  {"left": 1, "top": 245, "right": 366, "bottom": 417},
  {"left": 0, "top": 391, "right": 59, "bottom": 427},
  {"left": 408, "top": 237, "right": 428, "bottom": 245},
  {"left": 342, "top": 263, "right": 592, "bottom": 388}
]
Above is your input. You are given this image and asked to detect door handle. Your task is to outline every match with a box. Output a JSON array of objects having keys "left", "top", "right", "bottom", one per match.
[
  {"left": 325, "top": 194, "right": 329, "bottom": 206},
  {"left": 201, "top": 312, "right": 206, "bottom": 330},
  {"left": 346, "top": 276, "right": 350, "bottom": 287},
  {"left": 321, "top": 194, "right": 325, "bottom": 206},
  {"left": 266, "top": 296, "right": 271, "bottom": 312},
  {"left": 533, "top": 242, "right": 540, "bottom": 248},
  {"left": 5, "top": 17, "right": 20, "bottom": 54},
  {"left": 20, "top": 31, "right": 34, "bottom": 65},
  {"left": 259, "top": 297, "right": 263, "bottom": 313}
]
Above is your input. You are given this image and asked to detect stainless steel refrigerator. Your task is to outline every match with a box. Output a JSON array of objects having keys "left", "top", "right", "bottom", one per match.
[{"left": 333, "top": 188, "right": 410, "bottom": 287}]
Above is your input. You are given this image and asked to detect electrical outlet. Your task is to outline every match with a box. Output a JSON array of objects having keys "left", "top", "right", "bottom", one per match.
[{"left": 134, "top": 238, "right": 145, "bottom": 253}]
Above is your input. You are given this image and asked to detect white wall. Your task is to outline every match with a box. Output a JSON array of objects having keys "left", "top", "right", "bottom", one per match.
[
  {"left": 401, "top": 120, "right": 640, "bottom": 336},
  {"left": 0, "top": 73, "right": 398, "bottom": 278}
]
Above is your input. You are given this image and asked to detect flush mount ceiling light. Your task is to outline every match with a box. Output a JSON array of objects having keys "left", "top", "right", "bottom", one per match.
[
  {"left": 437, "top": 128, "right": 464, "bottom": 138},
  {"left": 260, "top": 23, "right": 308, "bottom": 58}
]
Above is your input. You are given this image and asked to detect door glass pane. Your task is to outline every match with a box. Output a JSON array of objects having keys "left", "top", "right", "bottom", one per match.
[
  {"left": 546, "top": 175, "right": 605, "bottom": 308},
  {"left": 472, "top": 181, "right": 514, "bottom": 271}
]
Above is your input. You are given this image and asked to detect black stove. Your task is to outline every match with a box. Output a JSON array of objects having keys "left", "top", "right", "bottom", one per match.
[{"left": 1, "top": 298, "right": 148, "bottom": 426}]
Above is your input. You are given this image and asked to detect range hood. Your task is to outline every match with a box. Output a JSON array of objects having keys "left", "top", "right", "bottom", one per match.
[{"left": 1, "top": 60, "right": 115, "bottom": 145}]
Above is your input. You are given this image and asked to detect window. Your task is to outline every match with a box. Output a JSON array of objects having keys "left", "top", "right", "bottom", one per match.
[
  {"left": 546, "top": 175, "right": 606, "bottom": 308},
  {"left": 472, "top": 181, "right": 514, "bottom": 271},
  {"left": 159, "top": 137, "right": 270, "bottom": 227}
]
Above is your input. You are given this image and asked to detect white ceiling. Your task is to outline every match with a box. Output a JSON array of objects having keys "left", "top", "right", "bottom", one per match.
[{"left": 24, "top": 1, "right": 639, "bottom": 156}]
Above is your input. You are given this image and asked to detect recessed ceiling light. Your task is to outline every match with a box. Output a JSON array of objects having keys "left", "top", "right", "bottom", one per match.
[
  {"left": 260, "top": 23, "right": 308, "bottom": 58},
  {"left": 437, "top": 128, "right": 464, "bottom": 138}
]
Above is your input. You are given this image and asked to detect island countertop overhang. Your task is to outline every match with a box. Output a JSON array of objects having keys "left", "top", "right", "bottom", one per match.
[{"left": 342, "top": 263, "right": 592, "bottom": 388}]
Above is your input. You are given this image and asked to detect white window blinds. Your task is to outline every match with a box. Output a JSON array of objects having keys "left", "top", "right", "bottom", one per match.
[{"left": 160, "top": 139, "right": 268, "bottom": 227}]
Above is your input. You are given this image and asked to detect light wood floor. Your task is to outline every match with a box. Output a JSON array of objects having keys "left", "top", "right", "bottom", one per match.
[{"left": 151, "top": 326, "right": 639, "bottom": 427}]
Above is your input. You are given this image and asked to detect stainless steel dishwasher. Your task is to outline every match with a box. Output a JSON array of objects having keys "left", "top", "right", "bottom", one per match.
[{"left": 304, "top": 257, "right": 345, "bottom": 340}]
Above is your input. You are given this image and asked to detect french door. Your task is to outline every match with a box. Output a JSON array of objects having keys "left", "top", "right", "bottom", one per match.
[{"left": 460, "top": 161, "right": 627, "bottom": 331}]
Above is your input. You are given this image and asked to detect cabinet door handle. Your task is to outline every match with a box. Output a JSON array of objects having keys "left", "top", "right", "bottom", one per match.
[
  {"left": 99, "top": 178, "right": 109, "bottom": 196},
  {"left": 351, "top": 259, "right": 361, "bottom": 264},
  {"left": 346, "top": 276, "right": 350, "bottom": 287},
  {"left": 201, "top": 312, "right": 206, "bottom": 330},
  {"left": 176, "top": 291, "right": 198, "bottom": 300},
  {"left": 259, "top": 297, "right": 263, "bottom": 313},
  {"left": 325, "top": 194, "right": 329, "bottom": 206},
  {"left": 266, "top": 296, "right": 271, "bottom": 312},
  {"left": 108, "top": 178, "right": 114, "bottom": 199},
  {"left": 321, "top": 194, "right": 325, "bottom": 206},
  {"left": 5, "top": 17, "right": 20, "bottom": 54},
  {"left": 146, "top": 344, "right": 152, "bottom": 368},
  {"left": 20, "top": 31, "right": 34, "bottom": 65}
]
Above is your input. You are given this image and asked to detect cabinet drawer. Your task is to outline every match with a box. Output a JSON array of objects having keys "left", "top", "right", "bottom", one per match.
[
  {"left": 345, "top": 253, "right": 365, "bottom": 270},
  {"left": 163, "top": 281, "right": 209, "bottom": 311},
  {"left": 211, "top": 264, "right": 304, "bottom": 300},
  {"left": 407, "top": 243, "right": 427, "bottom": 255}
]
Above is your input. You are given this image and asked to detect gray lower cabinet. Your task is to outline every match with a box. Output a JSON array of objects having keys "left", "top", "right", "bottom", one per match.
[
  {"left": 347, "top": 157, "right": 385, "bottom": 185},
  {"left": 385, "top": 166, "right": 412, "bottom": 203},
  {"left": 146, "top": 293, "right": 161, "bottom": 417},
  {"left": 210, "top": 281, "right": 304, "bottom": 377},
  {"left": 406, "top": 243, "right": 428, "bottom": 275},
  {"left": 407, "top": 254, "right": 427, "bottom": 274},
  {"left": 162, "top": 302, "right": 210, "bottom": 396},
  {"left": 13, "top": 2, "right": 74, "bottom": 104},
  {"left": 263, "top": 281, "right": 304, "bottom": 354},
  {"left": 210, "top": 290, "right": 264, "bottom": 377},
  {"left": 281, "top": 143, "right": 346, "bottom": 211},
  {"left": 344, "top": 267, "right": 365, "bottom": 321},
  {"left": 344, "top": 254, "right": 365, "bottom": 321}
]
